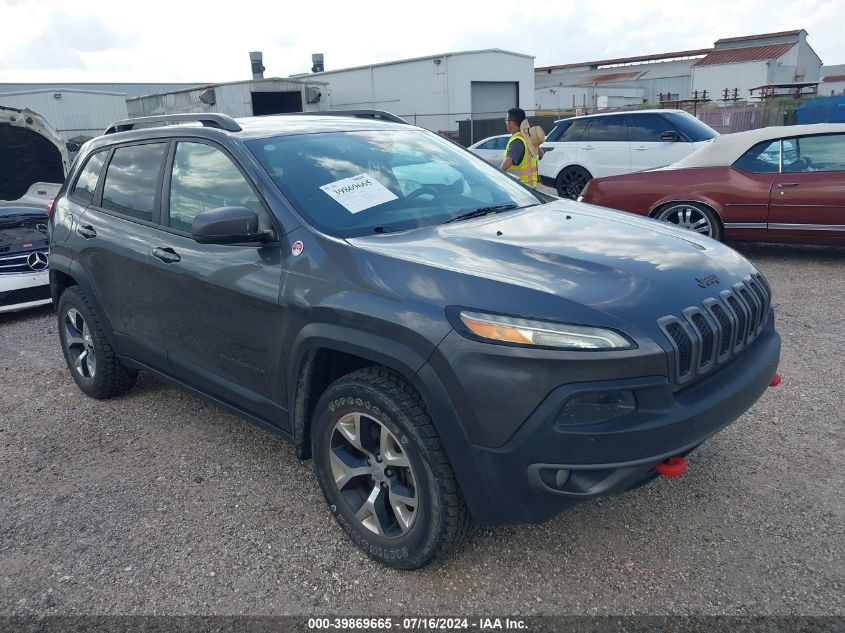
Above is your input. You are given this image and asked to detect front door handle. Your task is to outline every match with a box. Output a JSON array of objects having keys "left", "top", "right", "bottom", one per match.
[
  {"left": 777, "top": 182, "right": 799, "bottom": 188},
  {"left": 152, "top": 247, "right": 181, "bottom": 264},
  {"left": 633, "top": 146, "right": 648, "bottom": 151},
  {"left": 77, "top": 224, "right": 97, "bottom": 239}
]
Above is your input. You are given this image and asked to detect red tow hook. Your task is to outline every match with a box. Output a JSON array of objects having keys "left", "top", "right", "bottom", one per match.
[
  {"left": 655, "top": 456, "right": 687, "bottom": 477},
  {"left": 769, "top": 373, "right": 782, "bottom": 387}
]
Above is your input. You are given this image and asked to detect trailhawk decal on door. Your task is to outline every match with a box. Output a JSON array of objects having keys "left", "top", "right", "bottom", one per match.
[{"left": 319, "top": 173, "right": 398, "bottom": 213}]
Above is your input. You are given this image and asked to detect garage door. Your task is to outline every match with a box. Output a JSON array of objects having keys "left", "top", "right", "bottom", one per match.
[{"left": 471, "top": 82, "right": 518, "bottom": 118}]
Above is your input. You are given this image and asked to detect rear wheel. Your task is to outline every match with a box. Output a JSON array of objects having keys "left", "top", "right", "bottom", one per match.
[
  {"left": 57, "top": 287, "right": 138, "bottom": 398},
  {"left": 311, "top": 367, "right": 472, "bottom": 569},
  {"left": 555, "top": 166, "right": 592, "bottom": 199},
  {"left": 654, "top": 202, "right": 722, "bottom": 241}
]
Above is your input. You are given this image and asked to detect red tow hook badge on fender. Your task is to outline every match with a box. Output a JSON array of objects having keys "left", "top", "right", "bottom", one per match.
[
  {"left": 769, "top": 373, "right": 782, "bottom": 387},
  {"left": 655, "top": 456, "right": 687, "bottom": 477}
]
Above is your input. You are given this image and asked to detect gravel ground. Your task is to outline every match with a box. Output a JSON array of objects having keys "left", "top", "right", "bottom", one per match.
[{"left": 1, "top": 241, "right": 843, "bottom": 617}]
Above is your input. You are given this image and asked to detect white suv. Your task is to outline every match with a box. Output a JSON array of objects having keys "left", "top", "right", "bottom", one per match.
[{"left": 539, "top": 109, "right": 718, "bottom": 199}]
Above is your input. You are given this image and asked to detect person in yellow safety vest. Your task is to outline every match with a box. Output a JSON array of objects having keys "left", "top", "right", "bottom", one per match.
[{"left": 499, "top": 108, "right": 543, "bottom": 188}]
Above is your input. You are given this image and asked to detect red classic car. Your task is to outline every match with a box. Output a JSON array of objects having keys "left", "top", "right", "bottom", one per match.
[{"left": 579, "top": 123, "right": 845, "bottom": 245}]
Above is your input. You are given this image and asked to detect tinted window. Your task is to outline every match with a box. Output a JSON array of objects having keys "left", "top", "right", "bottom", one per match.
[
  {"left": 494, "top": 136, "right": 510, "bottom": 150},
  {"left": 546, "top": 120, "right": 574, "bottom": 142},
  {"left": 733, "top": 140, "right": 781, "bottom": 173},
  {"left": 627, "top": 114, "right": 677, "bottom": 142},
  {"left": 661, "top": 112, "right": 718, "bottom": 142},
  {"left": 101, "top": 144, "right": 167, "bottom": 221},
  {"left": 247, "top": 129, "right": 538, "bottom": 238},
  {"left": 168, "top": 142, "right": 262, "bottom": 232},
  {"left": 787, "top": 134, "right": 845, "bottom": 172},
  {"left": 582, "top": 117, "right": 628, "bottom": 142},
  {"left": 560, "top": 119, "right": 589, "bottom": 141},
  {"left": 477, "top": 139, "right": 497, "bottom": 150},
  {"left": 71, "top": 152, "right": 106, "bottom": 205}
]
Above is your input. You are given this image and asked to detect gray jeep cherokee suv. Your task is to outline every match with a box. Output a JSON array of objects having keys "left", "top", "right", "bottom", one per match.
[{"left": 49, "top": 112, "right": 781, "bottom": 569}]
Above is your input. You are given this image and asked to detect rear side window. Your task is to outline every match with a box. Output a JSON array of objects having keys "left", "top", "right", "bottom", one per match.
[
  {"left": 168, "top": 142, "right": 263, "bottom": 232},
  {"left": 581, "top": 117, "right": 628, "bottom": 142},
  {"left": 101, "top": 143, "right": 167, "bottom": 222},
  {"left": 71, "top": 152, "right": 106, "bottom": 205},
  {"left": 560, "top": 119, "right": 589, "bottom": 141},
  {"left": 627, "top": 114, "right": 678, "bottom": 142}
]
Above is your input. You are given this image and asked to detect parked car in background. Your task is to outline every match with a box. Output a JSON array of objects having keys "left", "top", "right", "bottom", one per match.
[
  {"left": 579, "top": 123, "right": 845, "bottom": 245},
  {"left": 50, "top": 111, "right": 779, "bottom": 570},
  {"left": 0, "top": 196, "right": 51, "bottom": 313},
  {"left": 468, "top": 133, "right": 511, "bottom": 165},
  {"left": 539, "top": 110, "right": 718, "bottom": 199}
]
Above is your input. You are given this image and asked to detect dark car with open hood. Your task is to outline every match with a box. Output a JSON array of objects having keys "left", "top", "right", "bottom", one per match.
[{"left": 49, "top": 111, "right": 781, "bottom": 569}]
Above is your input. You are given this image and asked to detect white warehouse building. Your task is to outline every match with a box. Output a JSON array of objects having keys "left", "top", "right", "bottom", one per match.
[
  {"left": 294, "top": 49, "right": 535, "bottom": 134},
  {"left": 0, "top": 88, "right": 129, "bottom": 141},
  {"left": 690, "top": 30, "right": 823, "bottom": 100}
]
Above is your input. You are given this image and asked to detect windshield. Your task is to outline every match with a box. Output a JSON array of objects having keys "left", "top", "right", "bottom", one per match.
[{"left": 246, "top": 129, "right": 540, "bottom": 237}]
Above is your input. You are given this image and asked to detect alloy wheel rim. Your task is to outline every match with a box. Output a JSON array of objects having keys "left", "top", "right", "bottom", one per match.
[
  {"left": 562, "top": 171, "right": 588, "bottom": 199},
  {"left": 329, "top": 412, "right": 418, "bottom": 538},
  {"left": 64, "top": 308, "right": 97, "bottom": 379},
  {"left": 658, "top": 205, "right": 714, "bottom": 237}
]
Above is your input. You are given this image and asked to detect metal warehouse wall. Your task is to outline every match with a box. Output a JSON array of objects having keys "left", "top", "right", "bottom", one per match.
[
  {"left": 0, "top": 90, "right": 128, "bottom": 140},
  {"left": 127, "top": 80, "right": 324, "bottom": 118},
  {"left": 312, "top": 50, "right": 534, "bottom": 133}
]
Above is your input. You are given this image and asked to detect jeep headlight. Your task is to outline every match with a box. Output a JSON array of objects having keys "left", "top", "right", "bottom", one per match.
[{"left": 457, "top": 310, "right": 636, "bottom": 350}]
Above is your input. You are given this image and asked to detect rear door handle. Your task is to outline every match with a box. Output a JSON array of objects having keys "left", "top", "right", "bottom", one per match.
[
  {"left": 777, "top": 182, "right": 799, "bottom": 188},
  {"left": 152, "top": 247, "right": 181, "bottom": 264},
  {"left": 77, "top": 224, "right": 97, "bottom": 239}
]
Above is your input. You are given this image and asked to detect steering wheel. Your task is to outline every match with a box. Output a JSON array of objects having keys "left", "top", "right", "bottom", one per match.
[{"left": 400, "top": 187, "right": 438, "bottom": 206}]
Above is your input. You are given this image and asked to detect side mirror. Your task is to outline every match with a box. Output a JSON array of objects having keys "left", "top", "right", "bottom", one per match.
[
  {"left": 192, "top": 206, "right": 273, "bottom": 244},
  {"left": 660, "top": 131, "right": 681, "bottom": 143}
]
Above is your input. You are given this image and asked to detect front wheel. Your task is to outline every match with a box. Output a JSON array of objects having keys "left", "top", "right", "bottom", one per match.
[
  {"left": 654, "top": 202, "right": 722, "bottom": 241},
  {"left": 555, "top": 166, "right": 592, "bottom": 199},
  {"left": 311, "top": 367, "right": 472, "bottom": 569}
]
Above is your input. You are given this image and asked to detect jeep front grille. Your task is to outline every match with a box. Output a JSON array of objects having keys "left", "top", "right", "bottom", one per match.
[{"left": 658, "top": 273, "right": 771, "bottom": 386}]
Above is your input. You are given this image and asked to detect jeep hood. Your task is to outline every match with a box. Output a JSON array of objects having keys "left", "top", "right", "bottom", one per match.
[{"left": 348, "top": 201, "right": 760, "bottom": 331}]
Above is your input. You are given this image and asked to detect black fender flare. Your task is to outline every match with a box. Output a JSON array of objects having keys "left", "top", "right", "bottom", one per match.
[{"left": 288, "top": 324, "right": 500, "bottom": 524}]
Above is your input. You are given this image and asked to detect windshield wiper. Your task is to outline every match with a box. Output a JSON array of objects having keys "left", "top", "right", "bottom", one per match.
[{"left": 443, "top": 203, "right": 518, "bottom": 224}]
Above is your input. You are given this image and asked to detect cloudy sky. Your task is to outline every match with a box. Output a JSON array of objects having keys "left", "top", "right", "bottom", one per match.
[{"left": 0, "top": 0, "right": 842, "bottom": 83}]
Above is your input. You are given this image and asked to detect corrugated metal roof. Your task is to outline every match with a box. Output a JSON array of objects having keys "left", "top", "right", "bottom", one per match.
[
  {"left": 822, "top": 75, "right": 845, "bottom": 83},
  {"left": 586, "top": 71, "right": 644, "bottom": 84},
  {"left": 714, "top": 30, "right": 802, "bottom": 45},
  {"left": 693, "top": 43, "right": 796, "bottom": 67},
  {"left": 536, "top": 49, "right": 710, "bottom": 72}
]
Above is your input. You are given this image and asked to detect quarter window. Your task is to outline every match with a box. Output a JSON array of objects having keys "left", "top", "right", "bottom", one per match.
[
  {"left": 71, "top": 152, "right": 106, "bottom": 205},
  {"left": 101, "top": 143, "right": 167, "bottom": 221},
  {"left": 784, "top": 134, "right": 845, "bottom": 173},
  {"left": 168, "top": 142, "right": 262, "bottom": 232}
]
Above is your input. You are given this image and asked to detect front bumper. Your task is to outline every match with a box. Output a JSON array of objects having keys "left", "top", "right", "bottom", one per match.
[
  {"left": 430, "top": 326, "right": 780, "bottom": 525},
  {"left": 0, "top": 271, "right": 51, "bottom": 313}
]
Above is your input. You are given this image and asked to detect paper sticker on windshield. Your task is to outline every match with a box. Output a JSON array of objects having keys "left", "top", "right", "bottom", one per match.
[{"left": 319, "top": 174, "right": 398, "bottom": 214}]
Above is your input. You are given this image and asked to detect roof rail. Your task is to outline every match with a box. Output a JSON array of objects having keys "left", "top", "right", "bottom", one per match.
[
  {"left": 104, "top": 113, "right": 242, "bottom": 135},
  {"left": 288, "top": 110, "right": 409, "bottom": 124}
]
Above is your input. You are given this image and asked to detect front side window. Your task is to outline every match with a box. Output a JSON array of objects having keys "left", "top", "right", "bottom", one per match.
[
  {"left": 168, "top": 142, "right": 263, "bottom": 232},
  {"left": 733, "top": 140, "right": 782, "bottom": 173},
  {"left": 783, "top": 134, "right": 845, "bottom": 173},
  {"left": 247, "top": 128, "right": 539, "bottom": 237},
  {"left": 71, "top": 151, "right": 106, "bottom": 205},
  {"left": 627, "top": 114, "right": 678, "bottom": 142},
  {"left": 560, "top": 119, "right": 589, "bottom": 142},
  {"left": 661, "top": 112, "right": 718, "bottom": 142},
  {"left": 546, "top": 120, "right": 573, "bottom": 142},
  {"left": 101, "top": 143, "right": 167, "bottom": 221}
]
